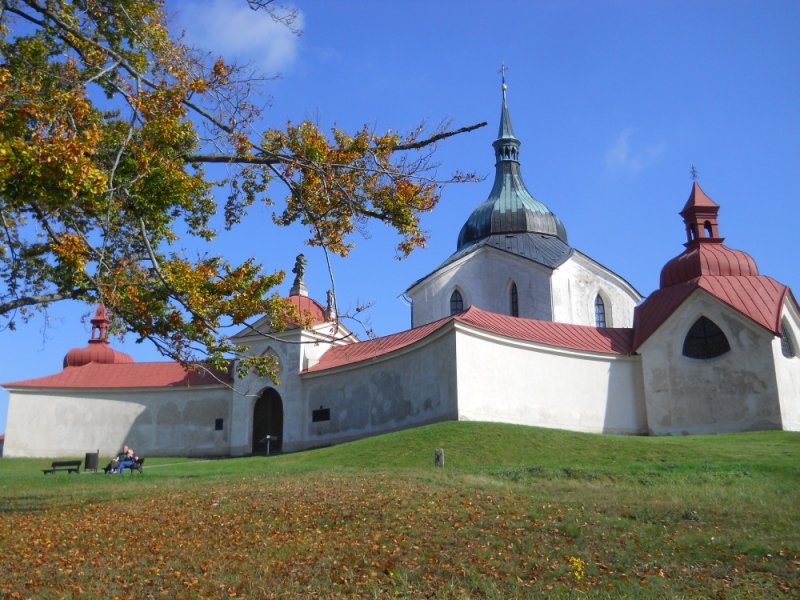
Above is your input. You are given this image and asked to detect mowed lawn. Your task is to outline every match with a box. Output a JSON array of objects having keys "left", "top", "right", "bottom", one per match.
[{"left": 0, "top": 422, "right": 798, "bottom": 598}]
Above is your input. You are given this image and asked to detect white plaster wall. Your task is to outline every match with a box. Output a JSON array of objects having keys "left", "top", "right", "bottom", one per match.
[
  {"left": 773, "top": 299, "right": 800, "bottom": 431},
  {"left": 4, "top": 385, "right": 231, "bottom": 458},
  {"left": 638, "top": 291, "right": 782, "bottom": 435},
  {"left": 550, "top": 252, "right": 641, "bottom": 327},
  {"left": 230, "top": 324, "right": 356, "bottom": 456},
  {"left": 294, "top": 327, "right": 459, "bottom": 450},
  {"left": 454, "top": 325, "right": 646, "bottom": 434},
  {"left": 408, "top": 247, "right": 553, "bottom": 327}
]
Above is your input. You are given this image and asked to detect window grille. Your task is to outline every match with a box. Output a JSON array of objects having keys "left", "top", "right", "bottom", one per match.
[
  {"left": 683, "top": 316, "right": 730, "bottom": 359},
  {"left": 594, "top": 295, "right": 606, "bottom": 328},
  {"left": 450, "top": 290, "right": 464, "bottom": 315},
  {"left": 781, "top": 320, "right": 796, "bottom": 358}
]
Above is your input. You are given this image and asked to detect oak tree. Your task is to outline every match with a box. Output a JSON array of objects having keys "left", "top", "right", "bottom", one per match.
[{"left": 0, "top": 0, "right": 483, "bottom": 377}]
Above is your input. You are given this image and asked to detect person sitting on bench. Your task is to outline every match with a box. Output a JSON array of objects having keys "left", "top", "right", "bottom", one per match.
[{"left": 116, "top": 445, "right": 138, "bottom": 474}]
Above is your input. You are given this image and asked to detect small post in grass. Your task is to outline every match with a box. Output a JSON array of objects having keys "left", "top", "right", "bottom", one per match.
[{"left": 434, "top": 448, "right": 444, "bottom": 468}]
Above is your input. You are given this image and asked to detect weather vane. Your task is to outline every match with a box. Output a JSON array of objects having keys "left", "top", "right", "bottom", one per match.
[
  {"left": 499, "top": 62, "right": 508, "bottom": 90},
  {"left": 690, "top": 164, "right": 699, "bottom": 181}
]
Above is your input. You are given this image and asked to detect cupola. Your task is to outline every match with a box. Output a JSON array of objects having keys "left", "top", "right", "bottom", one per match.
[
  {"left": 659, "top": 182, "right": 759, "bottom": 288},
  {"left": 63, "top": 304, "right": 134, "bottom": 368},
  {"left": 456, "top": 77, "right": 568, "bottom": 251}
]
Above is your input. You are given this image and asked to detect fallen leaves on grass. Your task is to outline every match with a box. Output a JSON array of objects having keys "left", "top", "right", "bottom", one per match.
[{"left": 0, "top": 473, "right": 797, "bottom": 598}]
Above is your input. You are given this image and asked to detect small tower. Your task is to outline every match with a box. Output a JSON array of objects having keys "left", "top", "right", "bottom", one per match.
[
  {"left": 88, "top": 303, "right": 110, "bottom": 344},
  {"left": 680, "top": 181, "right": 722, "bottom": 245},
  {"left": 63, "top": 304, "right": 133, "bottom": 367}
]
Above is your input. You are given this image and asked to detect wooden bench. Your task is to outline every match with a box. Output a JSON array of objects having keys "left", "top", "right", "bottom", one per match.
[
  {"left": 104, "top": 457, "right": 145, "bottom": 474},
  {"left": 43, "top": 460, "right": 81, "bottom": 475}
]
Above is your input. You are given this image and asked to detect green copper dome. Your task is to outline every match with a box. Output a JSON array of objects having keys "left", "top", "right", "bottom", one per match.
[{"left": 456, "top": 85, "right": 568, "bottom": 251}]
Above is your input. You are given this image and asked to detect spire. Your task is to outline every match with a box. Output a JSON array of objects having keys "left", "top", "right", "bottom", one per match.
[
  {"left": 456, "top": 72, "right": 568, "bottom": 250},
  {"left": 497, "top": 63, "right": 516, "bottom": 142},
  {"left": 494, "top": 65, "right": 520, "bottom": 163}
]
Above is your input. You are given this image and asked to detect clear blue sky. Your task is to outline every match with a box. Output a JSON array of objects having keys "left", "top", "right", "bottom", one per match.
[{"left": 2, "top": 0, "right": 798, "bottom": 434}]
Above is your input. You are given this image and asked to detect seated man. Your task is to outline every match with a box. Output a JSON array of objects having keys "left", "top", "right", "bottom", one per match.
[{"left": 117, "top": 445, "right": 137, "bottom": 474}]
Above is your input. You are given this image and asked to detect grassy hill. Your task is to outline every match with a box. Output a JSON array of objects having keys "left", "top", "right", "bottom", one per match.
[{"left": 1, "top": 422, "right": 798, "bottom": 597}]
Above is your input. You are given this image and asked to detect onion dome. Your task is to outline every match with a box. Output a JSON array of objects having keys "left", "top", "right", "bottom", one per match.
[
  {"left": 63, "top": 304, "right": 134, "bottom": 368},
  {"left": 456, "top": 80, "right": 568, "bottom": 251},
  {"left": 659, "top": 182, "right": 758, "bottom": 288}
]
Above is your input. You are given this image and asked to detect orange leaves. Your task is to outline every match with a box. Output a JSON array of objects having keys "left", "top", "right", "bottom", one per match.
[
  {"left": 52, "top": 233, "right": 90, "bottom": 271},
  {"left": 267, "top": 120, "right": 442, "bottom": 257}
]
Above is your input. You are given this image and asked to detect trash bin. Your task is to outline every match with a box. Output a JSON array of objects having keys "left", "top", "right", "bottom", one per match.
[{"left": 84, "top": 450, "right": 99, "bottom": 472}]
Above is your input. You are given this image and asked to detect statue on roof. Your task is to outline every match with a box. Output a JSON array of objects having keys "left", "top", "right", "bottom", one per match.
[{"left": 289, "top": 253, "right": 308, "bottom": 297}]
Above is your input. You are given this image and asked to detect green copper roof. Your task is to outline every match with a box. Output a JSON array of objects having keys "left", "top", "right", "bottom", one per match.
[{"left": 456, "top": 84, "right": 568, "bottom": 251}]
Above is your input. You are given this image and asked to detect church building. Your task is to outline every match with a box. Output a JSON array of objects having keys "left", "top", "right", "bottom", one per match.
[{"left": 4, "top": 85, "right": 799, "bottom": 457}]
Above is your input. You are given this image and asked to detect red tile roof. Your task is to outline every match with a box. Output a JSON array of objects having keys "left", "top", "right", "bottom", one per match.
[
  {"left": 634, "top": 275, "right": 788, "bottom": 350},
  {"left": 3, "top": 362, "right": 232, "bottom": 389},
  {"left": 456, "top": 307, "right": 634, "bottom": 354},
  {"left": 304, "top": 314, "right": 454, "bottom": 372},
  {"left": 304, "top": 306, "right": 634, "bottom": 374}
]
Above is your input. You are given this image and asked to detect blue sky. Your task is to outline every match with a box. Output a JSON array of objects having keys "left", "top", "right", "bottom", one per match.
[{"left": 2, "top": 0, "right": 798, "bottom": 434}]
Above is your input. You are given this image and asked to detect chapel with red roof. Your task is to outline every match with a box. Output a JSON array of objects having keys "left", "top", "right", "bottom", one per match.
[{"left": 4, "top": 83, "right": 799, "bottom": 458}]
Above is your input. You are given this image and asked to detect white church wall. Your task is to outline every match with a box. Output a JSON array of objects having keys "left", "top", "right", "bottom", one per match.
[
  {"left": 550, "top": 252, "right": 640, "bottom": 328},
  {"left": 4, "top": 385, "right": 231, "bottom": 458},
  {"left": 294, "top": 327, "right": 459, "bottom": 450},
  {"left": 408, "top": 247, "right": 553, "bottom": 327},
  {"left": 774, "top": 299, "right": 800, "bottom": 431},
  {"left": 230, "top": 328, "right": 309, "bottom": 456},
  {"left": 638, "top": 291, "right": 782, "bottom": 435},
  {"left": 230, "top": 324, "right": 357, "bottom": 456},
  {"left": 454, "top": 325, "right": 646, "bottom": 434}
]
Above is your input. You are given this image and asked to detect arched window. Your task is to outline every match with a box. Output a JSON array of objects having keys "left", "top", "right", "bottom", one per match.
[
  {"left": 781, "top": 319, "right": 796, "bottom": 358},
  {"left": 594, "top": 295, "right": 606, "bottom": 328},
  {"left": 450, "top": 290, "right": 464, "bottom": 315},
  {"left": 682, "top": 316, "right": 730, "bottom": 359},
  {"left": 510, "top": 282, "right": 519, "bottom": 317},
  {"left": 703, "top": 220, "right": 713, "bottom": 238}
]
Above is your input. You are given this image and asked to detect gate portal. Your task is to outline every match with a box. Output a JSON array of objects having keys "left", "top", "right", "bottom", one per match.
[{"left": 252, "top": 388, "right": 283, "bottom": 454}]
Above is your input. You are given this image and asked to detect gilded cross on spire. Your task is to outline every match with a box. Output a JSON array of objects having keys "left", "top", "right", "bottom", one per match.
[{"left": 499, "top": 62, "right": 508, "bottom": 91}]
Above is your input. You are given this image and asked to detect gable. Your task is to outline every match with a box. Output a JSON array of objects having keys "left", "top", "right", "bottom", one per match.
[{"left": 634, "top": 276, "right": 788, "bottom": 350}]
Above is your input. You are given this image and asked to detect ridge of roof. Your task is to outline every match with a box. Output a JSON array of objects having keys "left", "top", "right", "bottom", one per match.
[
  {"left": 3, "top": 361, "right": 232, "bottom": 390},
  {"left": 305, "top": 306, "right": 634, "bottom": 374}
]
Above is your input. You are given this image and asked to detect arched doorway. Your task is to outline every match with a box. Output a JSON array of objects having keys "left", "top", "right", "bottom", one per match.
[{"left": 252, "top": 388, "right": 283, "bottom": 454}]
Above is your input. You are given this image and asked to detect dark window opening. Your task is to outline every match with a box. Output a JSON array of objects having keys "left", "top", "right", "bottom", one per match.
[
  {"left": 683, "top": 316, "right": 730, "bottom": 359},
  {"left": 510, "top": 282, "right": 519, "bottom": 317},
  {"left": 781, "top": 320, "right": 796, "bottom": 358},
  {"left": 594, "top": 295, "right": 606, "bottom": 328},
  {"left": 215, "top": 418, "right": 224, "bottom": 431},
  {"left": 704, "top": 220, "right": 713, "bottom": 238},
  {"left": 312, "top": 407, "right": 331, "bottom": 422},
  {"left": 450, "top": 290, "right": 464, "bottom": 315}
]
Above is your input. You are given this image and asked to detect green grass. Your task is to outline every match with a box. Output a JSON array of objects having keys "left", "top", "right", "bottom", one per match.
[{"left": 1, "top": 422, "right": 798, "bottom": 598}]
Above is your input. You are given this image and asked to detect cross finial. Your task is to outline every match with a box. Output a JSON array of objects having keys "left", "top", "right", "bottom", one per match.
[
  {"left": 690, "top": 164, "right": 699, "bottom": 181},
  {"left": 499, "top": 62, "right": 508, "bottom": 91}
]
